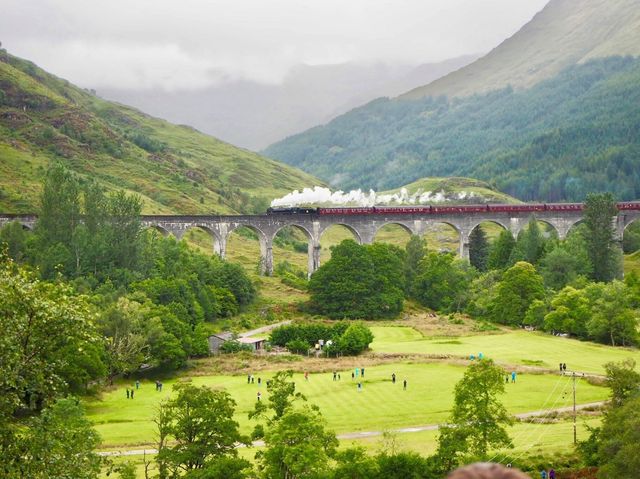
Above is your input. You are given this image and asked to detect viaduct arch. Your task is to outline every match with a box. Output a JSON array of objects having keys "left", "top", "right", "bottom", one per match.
[{"left": 2, "top": 208, "right": 639, "bottom": 276}]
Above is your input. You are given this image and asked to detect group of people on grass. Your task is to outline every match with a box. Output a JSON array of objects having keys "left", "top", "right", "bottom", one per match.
[{"left": 124, "top": 379, "right": 164, "bottom": 399}]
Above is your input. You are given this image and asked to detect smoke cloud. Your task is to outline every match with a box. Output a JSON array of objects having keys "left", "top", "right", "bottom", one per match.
[{"left": 271, "top": 186, "right": 479, "bottom": 207}]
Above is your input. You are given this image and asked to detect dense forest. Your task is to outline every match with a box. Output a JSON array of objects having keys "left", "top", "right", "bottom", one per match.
[{"left": 265, "top": 57, "right": 640, "bottom": 202}]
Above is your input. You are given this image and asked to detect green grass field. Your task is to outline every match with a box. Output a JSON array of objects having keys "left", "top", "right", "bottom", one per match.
[
  {"left": 101, "top": 417, "right": 599, "bottom": 478},
  {"left": 87, "top": 361, "right": 607, "bottom": 449},
  {"left": 370, "top": 327, "right": 640, "bottom": 374}
]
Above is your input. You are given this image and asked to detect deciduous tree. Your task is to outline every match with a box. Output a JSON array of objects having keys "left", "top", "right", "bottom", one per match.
[
  {"left": 155, "top": 383, "right": 249, "bottom": 478},
  {"left": 436, "top": 359, "right": 513, "bottom": 466},
  {"left": 491, "top": 261, "right": 545, "bottom": 325}
]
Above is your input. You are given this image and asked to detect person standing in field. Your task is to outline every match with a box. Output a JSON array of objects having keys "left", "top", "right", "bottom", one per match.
[
  {"left": 511, "top": 371, "right": 516, "bottom": 383},
  {"left": 361, "top": 367, "right": 365, "bottom": 378},
  {"left": 135, "top": 380, "right": 140, "bottom": 390},
  {"left": 392, "top": 373, "right": 396, "bottom": 384},
  {"left": 549, "top": 468, "right": 556, "bottom": 479},
  {"left": 126, "top": 388, "right": 130, "bottom": 399},
  {"left": 403, "top": 379, "right": 407, "bottom": 390}
]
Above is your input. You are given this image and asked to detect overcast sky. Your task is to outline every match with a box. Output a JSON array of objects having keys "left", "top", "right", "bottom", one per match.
[{"left": 1, "top": 0, "right": 549, "bottom": 91}]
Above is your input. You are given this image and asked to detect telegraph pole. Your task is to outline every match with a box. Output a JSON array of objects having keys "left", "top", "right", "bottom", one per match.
[{"left": 573, "top": 371, "right": 577, "bottom": 445}]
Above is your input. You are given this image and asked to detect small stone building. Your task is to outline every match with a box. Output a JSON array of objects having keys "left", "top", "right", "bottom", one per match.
[
  {"left": 237, "top": 337, "right": 267, "bottom": 352},
  {"left": 207, "top": 332, "right": 234, "bottom": 354}
]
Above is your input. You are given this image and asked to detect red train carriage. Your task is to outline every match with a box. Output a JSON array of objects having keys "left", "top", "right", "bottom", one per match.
[
  {"left": 617, "top": 202, "right": 640, "bottom": 210},
  {"left": 374, "top": 206, "right": 432, "bottom": 214},
  {"left": 317, "top": 207, "right": 375, "bottom": 215},
  {"left": 545, "top": 203, "right": 583, "bottom": 211},
  {"left": 487, "top": 204, "right": 545, "bottom": 213}
]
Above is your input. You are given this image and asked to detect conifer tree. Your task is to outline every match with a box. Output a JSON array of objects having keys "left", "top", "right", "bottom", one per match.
[{"left": 469, "top": 226, "right": 489, "bottom": 271}]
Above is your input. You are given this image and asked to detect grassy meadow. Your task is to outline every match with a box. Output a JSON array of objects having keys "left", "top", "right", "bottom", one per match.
[
  {"left": 369, "top": 327, "right": 640, "bottom": 375},
  {"left": 88, "top": 360, "right": 606, "bottom": 450}
]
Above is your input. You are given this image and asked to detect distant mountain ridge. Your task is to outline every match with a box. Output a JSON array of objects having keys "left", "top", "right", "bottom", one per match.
[
  {"left": 402, "top": 0, "right": 640, "bottom": 99},
  {"left": 0, "top": 49, "right": 321, "bottom": 214},
  {"left": 100, "top": 55, "right": 479, "bottom": 151},
  {"left": 264, "top": 0, "right": 640, "bottom": 202}
]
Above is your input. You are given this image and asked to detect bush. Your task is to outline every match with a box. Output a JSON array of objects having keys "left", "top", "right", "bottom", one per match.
[
  {"left": 220, "top": 340, "right": 253, "bottom": 354},
  {"left": 337, "top": 323, "right": 374, "bottom": 355},
  {"left": 270, "top": 322, "right": 349, "bottom": 347},
  {"left": 272, "top": 321, "right": 373, "bottom": 356},
  {"left": 285, "top": 339, "right": 310, "bottom": 355}
]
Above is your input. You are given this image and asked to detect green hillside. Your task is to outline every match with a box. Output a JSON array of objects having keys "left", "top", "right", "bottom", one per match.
[
  {"left": 402, "top": 0, "right": 640, "bottom": 99},
  {"left": 378, "top": 177, "right": 520, "bottom": 204},
  {"left": 264, "top": 56, "right": 640, "bottom": 201},
  {"left": 0, "top": 49, "right": 321, "bottom": 214}
]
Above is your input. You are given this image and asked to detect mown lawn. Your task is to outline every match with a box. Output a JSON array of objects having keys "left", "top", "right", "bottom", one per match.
[
  {"left": 87, "top": 362, "right": 606, "bottom": 449},
  {"left": 370, "top": 327, "right": 640, "bottom": 374}
]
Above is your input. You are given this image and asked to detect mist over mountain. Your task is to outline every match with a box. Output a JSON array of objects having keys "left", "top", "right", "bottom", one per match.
[
  {"left": 264, "top": 0, "right": 640, "bottom": 202},
  {"left": 402, "top": 0, "right": 640, "bottom": 99},
  {"left": 99, "top": 55, "right": 479, "bottom": 151}
]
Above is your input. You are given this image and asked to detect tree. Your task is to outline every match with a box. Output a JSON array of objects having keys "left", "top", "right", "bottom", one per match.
[
  {"left": 332, "top": 447, "right": 379, "bottom": 479},
  {"left": 519, "top": 218, "right": 546, "bottom": 265},
  {"left": 468, "top": 226, "right": 489, "bottom": 272},
  {"left": 587, "top": 281, "right": 638, "bottom": 346},
  {"left": 584, "top": 192, "right": 620, "bottom": 282},
  {"left": 260, "top": 405, "right": 338, "bottom": 479},
  {"left": 337, "top": 322, "right": 374, "bottom": 355},
  {"left": 3, "top": 398, "right": 102, "bottom": 479},
  {"left": 486, "top": 230, "right": 515, "bottom": 270},
  {"left": 595, "top": 394, "right": 640, "bottom": 478},
  {"left": 436, "top": 359, "right": 513, "bottom": 466},
  {"left": 375, "top": 452, "right": 435, "bottom": 479},
  {"left": 0, "top": 221, "right": 28, "bottom": 262},
  {"left": 250, "top": 370, "right": 306, "bottom": 424},
  {"left": 405, "top": 235, "right": 427, "bottom": 295},
  {"left": 414, "top": 252, "right": 476, "bottom": 311},
  {"left": 98, "top": 297, "right": 149, "bottom": 383},
  {"left": 538, "top": 244, "right": 591, "bottom": 290},
  {"left": 155, "top": 383, "right": 249, "bottom": 478},
  {"left": 465, "top": 270, "right": 501, "bottom": 320},
  {"left": 579, "top": 359, "right": 640, "bottom": 477},
  {"left": 38, "top": 163, "right": 80, "bottom": 247},
  {"left": 0, "top": 253, "right": 103, "bottom": 415},
  {"left": 604, "top": 359, "right": 640, "bottom": 407},
  {"left": 308, "top": 240, "right": 404, "bottom": 319},
  {"left": 543, "top": 286, "right": 591, "bottom": 338},
  {"left": 491, "top": 262, "right": 545, "bottom": 325}
]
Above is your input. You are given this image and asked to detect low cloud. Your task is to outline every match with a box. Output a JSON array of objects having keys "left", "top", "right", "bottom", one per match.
[{"left": 1, "top": 0, "right": 549, "bottom": 90}]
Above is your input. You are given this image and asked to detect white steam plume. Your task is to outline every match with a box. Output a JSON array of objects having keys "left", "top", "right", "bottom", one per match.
[{"left": 270, "top": 186, "right": 478, "bottom": 207}]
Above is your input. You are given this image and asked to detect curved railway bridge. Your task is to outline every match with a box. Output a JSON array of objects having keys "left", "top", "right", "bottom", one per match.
[{"left": 2, "top": 204, "right": 639, "bottom": 276}]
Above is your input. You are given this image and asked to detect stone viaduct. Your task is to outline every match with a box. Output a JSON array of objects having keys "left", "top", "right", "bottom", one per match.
[{"left": 3, "top": 208, "right": 640, "bottom": 276}]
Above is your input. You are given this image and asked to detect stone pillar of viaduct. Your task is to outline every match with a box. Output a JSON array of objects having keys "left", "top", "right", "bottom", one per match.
[{"left": 3, "top": 209, "right": 637, "bottom": 277}]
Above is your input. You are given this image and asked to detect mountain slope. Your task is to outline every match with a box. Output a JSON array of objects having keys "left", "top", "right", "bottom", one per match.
[
  {"left": 402, "top": 0, "right": 640, "bottom": 99},
  {"left": 0, "top": 49, "right": 321, "bottom": 214},
  {"left": 264, "top": 56, "right": 640, "bottom": 201},
  {"left": 99, "top": 55, "right": 479, "bottom": 151}
]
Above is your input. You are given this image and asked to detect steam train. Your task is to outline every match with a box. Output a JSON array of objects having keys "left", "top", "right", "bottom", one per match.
[{"left": 267, "top": 202, "right": 640, "bottom": 215}]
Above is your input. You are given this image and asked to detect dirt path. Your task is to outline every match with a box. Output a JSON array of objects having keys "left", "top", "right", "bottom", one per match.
[
  {"left": 239, "top": 320, "right": 291, "bottom": 338},
  {"left": 97, "top": 401, "right": 605, "bottom": 456}
]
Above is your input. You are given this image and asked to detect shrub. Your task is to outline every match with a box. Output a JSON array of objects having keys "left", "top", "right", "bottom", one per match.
[
  {"left": 286, "top": 339, "right": 309, "bottom": 355},
  {"left": 220, "top": 340, "right": 253, "bottom": 354}
]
